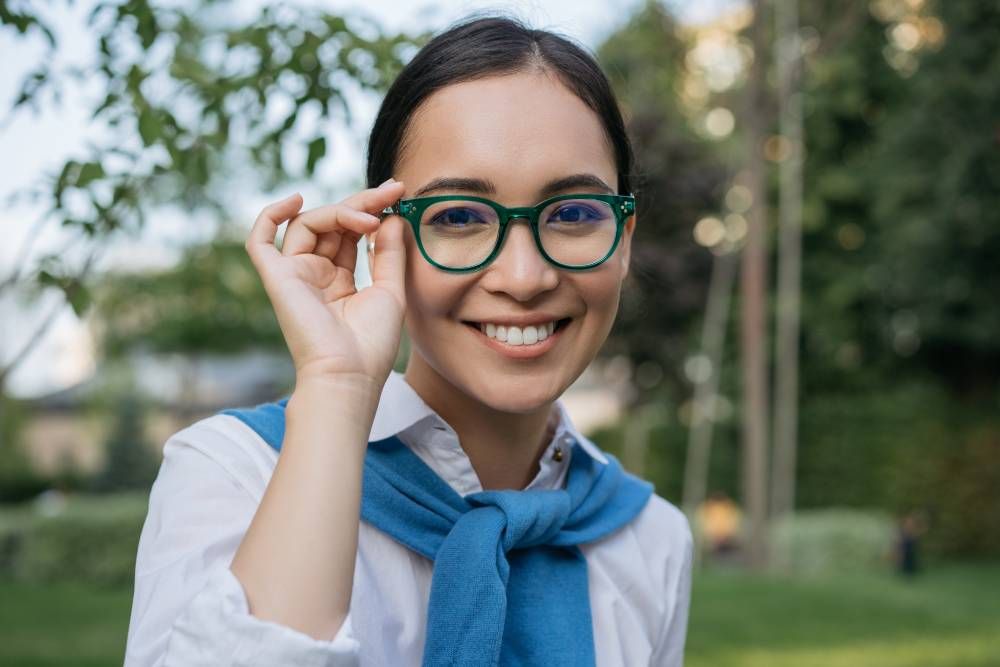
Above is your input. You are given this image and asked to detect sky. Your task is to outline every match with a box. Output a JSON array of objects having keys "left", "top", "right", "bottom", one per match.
[{"left": 0, "top": 0, "right": 736, "bottom": 398}]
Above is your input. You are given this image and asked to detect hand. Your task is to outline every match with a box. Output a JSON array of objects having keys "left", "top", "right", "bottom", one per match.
[{"left": 245, "top": 179, "right": 408, "bottom": 388}]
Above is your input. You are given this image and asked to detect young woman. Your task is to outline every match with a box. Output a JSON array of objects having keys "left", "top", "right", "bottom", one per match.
[{"left": 125, "top": 14, "right": 692, "bottom": 667}]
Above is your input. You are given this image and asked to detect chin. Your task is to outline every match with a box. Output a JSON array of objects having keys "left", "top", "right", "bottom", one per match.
[
  {"left": 456, "top": 368, "right": 570, "bottom": 415},
  {"left": 476, "top": 389, "right": 556, "bottom": 415}
]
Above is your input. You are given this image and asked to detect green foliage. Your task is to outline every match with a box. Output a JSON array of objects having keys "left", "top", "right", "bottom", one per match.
[
  {"left": 597, "top": 1, "right": 728, "bottom": 398},
  {"left": 797, "top": 1, "right": 1000, "bottom": 397},
  {"left": 769, "top": 508, "right": 896, "bottom": 575},
  {"left": 0, "top": 396, "right": 49, "bottom": 504},
  {"left": 797, "top": 381, "right": 1000, "bottom": 559},
  {"left": 0, "top": 1, "right": 424, "bottom": 343},
  {"left": 865, "top": 1, "right": 1000, "bottom": 395},
  {"left": 93, "top": 235, "right": 284, "bottom": 357},
  {"left": 0, "top": 492, "right": 149, "bottom": 586},
  {"left": 887, "top": 416, "right": 1000, "bottom": 560}
]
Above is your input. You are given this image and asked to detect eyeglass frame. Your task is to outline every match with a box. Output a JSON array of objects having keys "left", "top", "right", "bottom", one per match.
[{"left": 379, "top": 192, "right": 636, "bottom": 273}]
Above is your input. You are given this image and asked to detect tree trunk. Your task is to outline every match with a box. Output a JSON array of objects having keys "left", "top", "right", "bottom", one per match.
[
  {"left": 771, "top": 0, "right": 804, "bottom": 522},
  {"left": 740, "top": 0, "right": 772, "bottom": 571},
  {"left": 622, "top": 403, "right": 647, "bottom": 479},
  {"left": 682, "top": 249, "right": 738, "bottom": 564}
]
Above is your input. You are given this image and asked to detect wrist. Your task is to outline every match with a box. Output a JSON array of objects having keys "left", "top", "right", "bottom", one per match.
[{"left": 288, "top": 373, "right": 384, "bottom": 427}]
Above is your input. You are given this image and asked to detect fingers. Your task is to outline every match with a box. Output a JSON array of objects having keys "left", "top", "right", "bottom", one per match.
[
  {"left": 247, "top": 193, "right": 304, "bottom": 263},
  {"left": 370, "top": 216, "right": 407, "bottom": 307},
  {"left": 282, "top": 180, "right": 406, "bottom": 257},
  {"left": 338, "top": 179, "right": 406, "bottom": 213},
  {"left": 282, "top": 205, "right": 372, "bottom": 257}
]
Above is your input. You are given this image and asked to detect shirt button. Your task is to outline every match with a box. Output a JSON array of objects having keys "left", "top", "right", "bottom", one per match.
[{"left": 552, "top": 446, "right": 564, "bottom": 462}]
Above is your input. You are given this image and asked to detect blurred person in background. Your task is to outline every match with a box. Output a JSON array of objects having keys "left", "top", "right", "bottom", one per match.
[
  {"left": 896, "top": 508, "right": 928, "bottom": 578},
  {"left": 124, "top": 13, "right": 693, "bottom": 667},
  {"left": 697, "top": 490, "right": 742, "bottom": 560}
]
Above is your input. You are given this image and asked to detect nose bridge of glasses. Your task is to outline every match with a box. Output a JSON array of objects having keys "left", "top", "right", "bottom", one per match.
[{"left": 501, "top": 205, "right": 537, "bottom": 225}]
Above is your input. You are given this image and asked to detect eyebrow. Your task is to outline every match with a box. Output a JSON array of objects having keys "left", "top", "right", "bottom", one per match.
[{"left": 411, "top": 173, "right": 616, "bottom": 199}]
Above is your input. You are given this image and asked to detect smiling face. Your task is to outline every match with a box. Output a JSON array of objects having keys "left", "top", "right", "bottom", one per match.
[{"left": 392, "top": 68, "right": 636, "bottom": 414}]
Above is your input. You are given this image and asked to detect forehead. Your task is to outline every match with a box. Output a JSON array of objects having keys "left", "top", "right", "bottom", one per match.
[{"left": 397, "top": 70, "right": 617, "bottom": 197}]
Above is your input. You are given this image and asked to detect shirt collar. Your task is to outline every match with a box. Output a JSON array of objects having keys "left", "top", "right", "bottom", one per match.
[{"left": 368, "top": 370, "right": 609, "bottom": 495}]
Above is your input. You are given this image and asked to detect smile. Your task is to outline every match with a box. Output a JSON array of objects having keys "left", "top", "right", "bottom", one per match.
[
  {"left": 462, "top": 318, "right": 571, "bottom": 357},
  {"left": 479, "top": 321, "right": 555, "bottom": 345}
]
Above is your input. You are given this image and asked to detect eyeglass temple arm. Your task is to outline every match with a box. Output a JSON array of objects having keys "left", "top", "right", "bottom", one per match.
[{"left": 379, "top": 195, "right": 634, "bottom": 218}]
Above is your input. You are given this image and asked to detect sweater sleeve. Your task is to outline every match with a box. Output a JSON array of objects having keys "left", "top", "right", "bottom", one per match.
[{"left": 124, "top": 420, "right": 360, "bottom": 667}]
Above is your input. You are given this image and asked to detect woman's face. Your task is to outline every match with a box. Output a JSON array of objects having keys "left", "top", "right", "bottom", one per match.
[{"left": 392, "top": 69, "right": 635, "bottom": 414}]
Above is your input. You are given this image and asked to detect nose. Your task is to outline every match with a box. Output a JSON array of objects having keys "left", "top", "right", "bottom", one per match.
[{"left": 480, "top": 219, "right": 559, "bottom": 301}]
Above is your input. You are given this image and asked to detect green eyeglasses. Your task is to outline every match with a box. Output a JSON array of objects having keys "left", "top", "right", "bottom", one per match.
[{"left": 380, "top": 193, "right": 636, "bottom": 273}]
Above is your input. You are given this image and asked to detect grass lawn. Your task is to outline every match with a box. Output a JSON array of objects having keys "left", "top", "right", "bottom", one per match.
[
  {"left": 687, "top": 562, "right": 1000, "bottom": 667},
  {"left": 1, "top": 563, "right": 997, "bottom": 666}
]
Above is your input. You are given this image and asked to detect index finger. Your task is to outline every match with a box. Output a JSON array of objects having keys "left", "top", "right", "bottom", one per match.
[
  {"left": 338, "top": 179, "right": 406, "bottom": 213},
  {"left": 247, "top": 192, "right": 304, "bottom": 257}
]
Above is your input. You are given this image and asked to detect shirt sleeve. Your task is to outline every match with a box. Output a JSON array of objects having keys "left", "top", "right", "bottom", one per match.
[
  {"left": 124, "top": 420, "right": 361, "bottom": 667},
  {"left": 650, "top": 513, "right": 694, "bottom": 667}
]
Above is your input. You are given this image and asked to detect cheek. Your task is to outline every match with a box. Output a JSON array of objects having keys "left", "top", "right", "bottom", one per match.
[
  {"left": 577, "top": 264, "right": 626, "bottom": 333},
  {"left": 402, "top": 237, "right": 470, "bottom": 329}
]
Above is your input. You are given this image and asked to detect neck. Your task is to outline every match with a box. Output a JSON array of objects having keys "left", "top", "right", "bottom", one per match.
[{"left": 404, "top": 353, "right": 555, "bottom": 491}]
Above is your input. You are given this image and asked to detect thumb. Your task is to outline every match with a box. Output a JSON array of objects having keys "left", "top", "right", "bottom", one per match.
[{"left": 370, "top": 216, "right": 406, "bottom": 307}]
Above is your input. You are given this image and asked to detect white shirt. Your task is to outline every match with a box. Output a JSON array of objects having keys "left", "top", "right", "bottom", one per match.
[{"left": 125, "top": 371, "right": 693, "bottom": 666}]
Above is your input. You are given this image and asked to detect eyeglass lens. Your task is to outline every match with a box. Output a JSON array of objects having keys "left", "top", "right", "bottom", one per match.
[{"left": 418, "top": 198, "right": 618, "bottom": 269}]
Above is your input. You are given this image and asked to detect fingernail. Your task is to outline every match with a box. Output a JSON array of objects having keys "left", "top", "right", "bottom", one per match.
[
  {"left": 379, "top": 177, "right": 397, "bottom": 188},
  {"left": 284, "top": 191, "right": 300, "bottom": 201}
]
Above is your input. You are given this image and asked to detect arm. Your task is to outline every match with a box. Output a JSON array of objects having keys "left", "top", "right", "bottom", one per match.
[
  {"left": 127, "top": 179, "right": 407, "bottom": 665},
  {"left": 227, "top": 181, "right": 407, "bottom": 641},
  {"left": 228, "top": 377, "right": 378, "bottom": 641},
  {"left": 124, "top": 423, "right": 360, "bottom": 667}
]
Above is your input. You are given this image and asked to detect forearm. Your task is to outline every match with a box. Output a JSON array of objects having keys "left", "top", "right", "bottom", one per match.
[{"left": 230, "top": 375, "right": 380, "bottom": 641}]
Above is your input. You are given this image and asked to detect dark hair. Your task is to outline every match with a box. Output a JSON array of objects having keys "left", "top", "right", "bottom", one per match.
[{"left": 365, "top": 14, "right": 634, "bottom": 195}]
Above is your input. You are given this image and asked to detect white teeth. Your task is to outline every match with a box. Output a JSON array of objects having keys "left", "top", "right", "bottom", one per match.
[{"left": 477, "top": 320, "right": 562, "bottom": 345}]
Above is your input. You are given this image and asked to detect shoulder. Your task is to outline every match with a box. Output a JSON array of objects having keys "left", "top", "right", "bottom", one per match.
[{"left": 156, "top": 413, "right": 280, "bottom": 503}]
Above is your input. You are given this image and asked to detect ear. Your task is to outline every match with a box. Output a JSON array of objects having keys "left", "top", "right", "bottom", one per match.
[{"left": 618, "top": 212, "right": 637, "bottom": 279}]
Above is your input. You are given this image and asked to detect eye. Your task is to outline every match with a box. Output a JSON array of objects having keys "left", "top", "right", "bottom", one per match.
[
  {"left": 427, "top": 206, "right": 489, "bottom": 226},
  {"left": 547, "top": 203, "right": 604, "bottom": 224}
]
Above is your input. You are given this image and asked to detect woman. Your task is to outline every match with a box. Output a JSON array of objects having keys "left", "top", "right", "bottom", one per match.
[{"left": 125, "top": 14, "right": 692, "bottom": 667}]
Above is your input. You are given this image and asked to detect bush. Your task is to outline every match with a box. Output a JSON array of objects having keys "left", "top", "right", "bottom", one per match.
[
  {"left": 0, "top": 492, "right": 148, "bottom": 587},
  {"left": 590, "top": 380, "right": 1000, "bottom": 560},
  {"left": 769, "top": 508, "right": 896, "bottom": 576}
]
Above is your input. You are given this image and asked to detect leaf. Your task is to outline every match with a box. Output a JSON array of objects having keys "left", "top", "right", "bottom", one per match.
[
  {"left": 138, "top": 107, "right": 161, "bottom": 146},
  {"left": 66, "top": 282, "right": 92, "bottom": 317},
  {"left": 76, "top": 162, "right": 105, "bottom": 188},
  {"left": 306, "top": 136, "right": 326, "bottom": 174}
]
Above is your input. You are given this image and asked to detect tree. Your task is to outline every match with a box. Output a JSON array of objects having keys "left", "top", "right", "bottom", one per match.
[
  {"left": 739, "top": 0, "right": 772, "bottom": 570},
  {"left": 0, "top": 1, "right": 424, "bottom": 442},
  {"left": 597, "top": 1, "right": 728, "bottom": 395},
  {"left": 91, "top": 234, "right": 283, "bottom": 358}
]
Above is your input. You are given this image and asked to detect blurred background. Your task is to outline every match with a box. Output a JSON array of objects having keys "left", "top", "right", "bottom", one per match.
[{"left": 1, "top": 0, "right": 998, "bottom": 665}]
